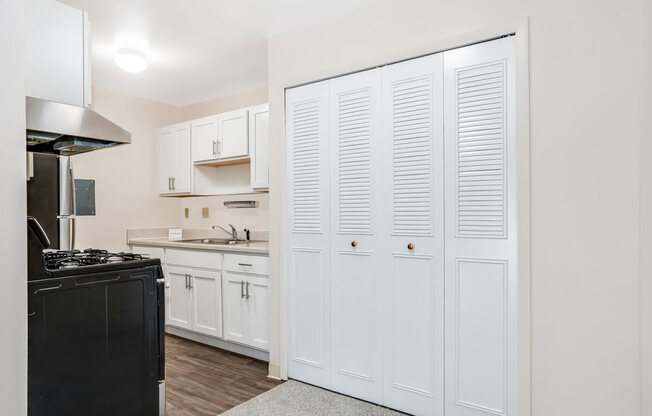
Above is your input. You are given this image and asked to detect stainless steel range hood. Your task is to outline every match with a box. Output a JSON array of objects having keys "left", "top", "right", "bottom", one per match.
[{"left": 26, "top": 96, "right": 131, "bottom": 156}]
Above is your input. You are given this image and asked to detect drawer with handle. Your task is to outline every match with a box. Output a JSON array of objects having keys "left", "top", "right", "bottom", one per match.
[
  {"left": 166, "top": 248, "right": 222, "bottom": 270},
  {"left": 224, "top": 253, "right": 269, "bottom": 275},
  {"left": 131, "top": 246, "right": 165, "bottom": 263}
]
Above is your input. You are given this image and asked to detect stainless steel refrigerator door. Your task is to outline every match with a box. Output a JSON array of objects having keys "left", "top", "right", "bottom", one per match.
[{"left": 58, "top": 156, "right": 76, "bottom": 250}]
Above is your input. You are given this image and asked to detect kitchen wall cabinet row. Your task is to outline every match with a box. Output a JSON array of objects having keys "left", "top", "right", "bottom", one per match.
[
  {"left": 286, "top": 37, "right": 518, "bottom": 416},
  {"left": 157, "top": 103, "right": 269, "bottom": 196},
  {"left": 131, "top": 246, "right": 269, "bottom": 352}
]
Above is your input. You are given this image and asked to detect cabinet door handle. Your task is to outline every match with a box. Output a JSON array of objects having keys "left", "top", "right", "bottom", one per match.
[
  {"left": 168, "top": 177, "right": 171, "bottom": 191},
  {"left": 351, "top": 240, "right": 357, "bottom": 247},
  {"left": 172, "top": 177, "right": 176, "bottom": 191},
  {"left": 217, "top": 140, "right": 221, "bottom": 156},
  {"left": 246, "top": 281, "right": 250, "bottom": 299},
  {"left": 165, "top": 282, "right": 170, "bottom": 289},
  {"left": 184, "top": 274, "right": 188, "bottom": 289},
  {"left": 188, "top": 275, "right": 193, "bottom": 290},
  {"left": 238, "top": 263, "right": 253, "bottom": 267},
  {"left": 213, "top": 140, "right": 217, "bottom": 156},
  {"left": 240, "top": 280, "right": 245, "bottom": 298},
  {"left": 407, "top": 243, "right": 414, "bottom": 250}
]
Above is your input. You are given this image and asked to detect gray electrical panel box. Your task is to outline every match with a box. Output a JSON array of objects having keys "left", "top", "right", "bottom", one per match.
[{"left": 74, "top": 179, "right": 95, "bottom": 216}]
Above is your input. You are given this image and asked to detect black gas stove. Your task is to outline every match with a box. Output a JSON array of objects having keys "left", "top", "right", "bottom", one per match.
[
  {"left": 33, "top": 248, "right": 162, "bottom": 280},
  {"left": 28, "top": 248, "right": 165, "bottom": 416}
]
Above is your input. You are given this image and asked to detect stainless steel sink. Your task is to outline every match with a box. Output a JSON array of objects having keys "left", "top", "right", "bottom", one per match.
[{"left": 179, "top": 238, "right": 258, "bottom": 245}]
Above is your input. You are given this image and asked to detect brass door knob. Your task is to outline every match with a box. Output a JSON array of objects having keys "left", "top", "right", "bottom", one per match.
[
  {"left": 351, "top": 241, "right": 357, "bottom": 247},
  {"left": 407, "top": 243, "right": 414, "bottom": 250}
]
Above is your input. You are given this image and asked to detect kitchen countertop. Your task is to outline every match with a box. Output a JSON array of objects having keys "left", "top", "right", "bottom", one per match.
[{"left": 128, "top": 237, "right": 269, "bottom": 255}]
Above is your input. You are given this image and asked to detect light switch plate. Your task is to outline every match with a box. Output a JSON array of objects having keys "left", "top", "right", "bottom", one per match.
[{"left": 202, "top": 207, "right": 209, "bottom": 219}]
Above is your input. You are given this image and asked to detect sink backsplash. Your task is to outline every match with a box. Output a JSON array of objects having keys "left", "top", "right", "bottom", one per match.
[{"left": 179, "top": 193, "right": 269, "bottom": 231}]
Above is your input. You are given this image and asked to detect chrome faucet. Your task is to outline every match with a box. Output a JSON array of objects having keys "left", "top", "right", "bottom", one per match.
[{"left": 212, "top": 224, "right": 238, "bottom": 240}]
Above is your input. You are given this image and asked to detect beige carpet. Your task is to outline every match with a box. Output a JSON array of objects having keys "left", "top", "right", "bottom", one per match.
[{"left": 219, "top": 380, "right": 406, "bottom": 416}]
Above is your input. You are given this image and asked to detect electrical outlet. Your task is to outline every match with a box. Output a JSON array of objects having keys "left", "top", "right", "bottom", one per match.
[
  {"left": 184, "top": 208, "right": 189, "bottom": 219},
  {"left": 202, "top": 207, "right": 209, "bottom": 219}
]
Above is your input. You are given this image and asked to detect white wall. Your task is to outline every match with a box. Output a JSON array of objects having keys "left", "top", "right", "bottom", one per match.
[
  {"left": 0, "top": 0, "right": 27, "bottom": 413},
  {"left": 179, "top": 193, "right": 269, "bottom": 231},
  {"left": 73, "top": 87, "right": 181, "bottom": 252},
  {"left": 267, "top": 0, "right": 647, "bottom": 414},
  {"left": 641, "top": 0, "right": 652, "bottom": 413}
]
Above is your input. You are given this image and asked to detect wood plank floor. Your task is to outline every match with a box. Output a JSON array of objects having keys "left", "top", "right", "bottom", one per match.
[{"left": 165, "top": 334, "right": 283, "bottom": 416}]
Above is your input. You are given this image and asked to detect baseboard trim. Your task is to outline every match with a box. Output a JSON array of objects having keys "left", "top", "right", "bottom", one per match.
[
  {"left": 268, "top": 364, "right": 281, "bottom": 380},
  {"left": 165, "top": 326, "right": 269, "bottom": 362}
]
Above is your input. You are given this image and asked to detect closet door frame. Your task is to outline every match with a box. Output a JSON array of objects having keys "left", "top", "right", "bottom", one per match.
[{"left": 281, "top": 21, "right": 531, "bottom": 416}]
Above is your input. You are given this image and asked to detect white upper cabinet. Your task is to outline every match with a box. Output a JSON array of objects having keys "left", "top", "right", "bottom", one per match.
[
  {"left": 249, "top": 104, "right": 270, "bottom": 189},
  {"left": 218, "top": 109, "right": 249, "bottom": 159},
  {"left": 191, "top": 115, "right": 220, "bottom": 163},
  {"left": 158, "top": 104, "right": 267, "bottom": 196},
  {"left": 25, "top": 0, "right": 91, "bottom": 107},
  {"left": 158, "top": 122, "right": 192, "bottom": 195}
]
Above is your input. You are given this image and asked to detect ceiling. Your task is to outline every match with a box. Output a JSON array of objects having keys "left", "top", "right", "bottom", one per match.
[{"left": 58, "top": 0, "right": 380, "bottom": 106}]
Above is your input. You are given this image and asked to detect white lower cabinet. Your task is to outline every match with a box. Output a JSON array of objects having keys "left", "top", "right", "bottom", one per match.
[
  {"left": 166, "top": 266, "right": 222, "bottom": 338},
  {"left": 166, "top": 267, "right": 193, "bottom": 330},
  {"left": 222, "top": 273, "right": 269, "bottom": 350},
  {"left": 157, "top": 248, "right": 270, "bottom": 353},
  {"left": 191, "top": 269, "right": 223, "bottom": 337}
]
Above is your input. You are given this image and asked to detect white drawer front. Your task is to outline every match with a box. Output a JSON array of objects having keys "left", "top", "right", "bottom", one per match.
[
  {"left": 132, "top": 246, "right": 165, "bottom": 263},
  {"left": 224, "top": 254, "right": 269, "bottom": 275},
  {"left": 166, "top": 248, "right": 222, "bottom": 270}
]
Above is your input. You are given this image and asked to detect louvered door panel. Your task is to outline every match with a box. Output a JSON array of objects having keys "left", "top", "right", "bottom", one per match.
[
  {"left": 381, "top": 53, "right": 444, "bottom": 416},
  {"left": 444, "top": 36, "right": 517, "bottom": 416},
  {"left": 392, "top": 75, "right": 433, "bottom": 235},
  {"left": 330, "top": 69, "right": 383, "bottom": 404},
  {"left": 286, "top": 81, "right": 331, "bottom": 389},
  {"left": 456, "top": 61, "right": 506, "bottom": 238},
  {"left": 292, "top": 99, "right": 322, "bottom": 233},
  {"left": 338, "top": 89, "right": 372, "bottom": 233}
]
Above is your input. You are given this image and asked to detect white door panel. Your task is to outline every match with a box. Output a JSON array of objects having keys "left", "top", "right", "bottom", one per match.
[
  {"left": 249, "top": 105, "right": 270, "bottom": 189},
  {"left": 380, "top": 53, "right": 444, "bottom": 416},
  {"left": 329, "top": 69, "right": 382, "bottom": 403},
  {"left": 248, "top": 277, "right": 269, "bottom": 350},
  {"left": 166, "top": 267, "right": 192, "bottom": 330},
  {"left": 222, "top": 273, "right": 249, "bottom": 344},
  {"left": 173, "top": 123, "right": 192, "bottom": 193},
  {"left": 157, "top": 128, "right": 175, "bottom": 194},
  {"left": 191, "top": 270, "right": 222, "bottom": 338},
  {"left": 286, "top": 80, "right": 332, "bottom": 388},
  {"left": 444, "top": 36, "right": 517, "bottom": 416},
  {"left": 218, "top": 109, "right": 248, "bottom": 159},
  {"left": 192, "top": 115, "right": 219, "bottom": 162}
]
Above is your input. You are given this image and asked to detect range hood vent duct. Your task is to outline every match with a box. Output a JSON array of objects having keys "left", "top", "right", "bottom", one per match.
[{"left": 26, "top": 96, "right": 131, "bottom": 156}]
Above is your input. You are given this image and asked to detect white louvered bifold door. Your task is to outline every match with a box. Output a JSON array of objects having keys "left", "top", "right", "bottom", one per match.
[
  {"left": 329, "top": 68, "right": 383, "bottom": 403},
  {"left": 286, "top": 80, "right": 332, "bottom": 388},
  {"left": 380, "top": 53, "right": 444, "bottom": 416},
  {"left": 443, "top": 36, "right": 517, "bottom": 416}
]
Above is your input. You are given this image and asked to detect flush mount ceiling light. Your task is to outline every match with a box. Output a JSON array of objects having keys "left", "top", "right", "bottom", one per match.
[{"left": 114, "top": 49, "right": 148, "bottom": 73}]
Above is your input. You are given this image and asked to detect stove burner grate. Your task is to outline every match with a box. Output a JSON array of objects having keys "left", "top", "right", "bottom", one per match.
[{"left": 42, "top": 249, "right": 144, "bottom": 270}]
